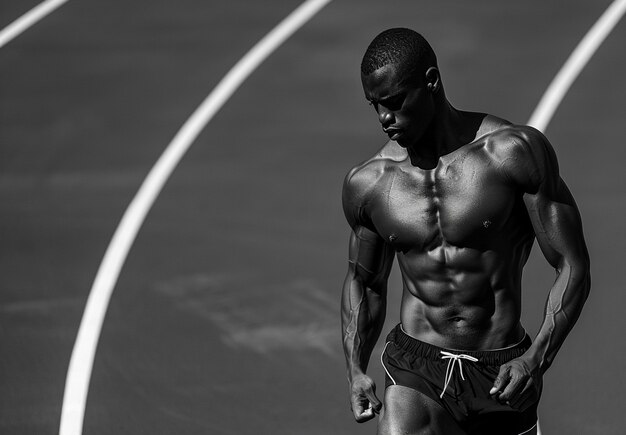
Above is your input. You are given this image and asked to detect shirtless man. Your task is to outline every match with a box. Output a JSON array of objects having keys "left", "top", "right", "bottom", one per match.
[{"left": 341, "top": 28, "right": 591, "bottom": 435}]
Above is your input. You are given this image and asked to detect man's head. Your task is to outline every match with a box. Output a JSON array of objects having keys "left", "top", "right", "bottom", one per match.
[
  {"left": 361, "top": 28, "right": 438, "bottom": 84},
  {"left": 360, "top": 28, "right": 442, "bottom": 148}
]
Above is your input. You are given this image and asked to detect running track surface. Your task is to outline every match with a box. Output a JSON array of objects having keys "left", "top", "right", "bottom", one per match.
[{"left": 1, "top": 1, "right": 625, "bottom": 434}]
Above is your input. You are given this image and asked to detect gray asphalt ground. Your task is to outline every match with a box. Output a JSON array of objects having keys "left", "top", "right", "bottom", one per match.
[{"left": 1, "top": 1, "right": 625, "bottom": 434}]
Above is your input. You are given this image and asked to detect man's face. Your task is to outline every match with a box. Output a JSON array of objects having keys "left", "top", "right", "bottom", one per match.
[{"left": 361, "top": 63, "right": 435, "bottom": 148}]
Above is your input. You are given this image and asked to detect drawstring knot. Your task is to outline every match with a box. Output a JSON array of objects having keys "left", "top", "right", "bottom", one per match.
[{"left": 439, "top": 351, "right": 479, "bottom": 398}]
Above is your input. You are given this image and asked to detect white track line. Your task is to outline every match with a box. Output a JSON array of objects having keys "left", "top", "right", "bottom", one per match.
[
  {"left": 528, "top": 0, "right": 626, "bottom": 131},
  {"left": 58, "top": 0, "right": 333, "bottom": 434},
  {"left": 528, "top": 2, "right": 626, "bottom": 434},
  {"left": 0, "top": 0, "right": 69, "bottom": 48},
  {"left": 57, "top": 0, "right": 623, "bottom": 432}
]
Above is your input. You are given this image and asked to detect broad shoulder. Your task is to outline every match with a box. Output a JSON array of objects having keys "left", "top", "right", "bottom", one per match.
[
  {"left": 342, "top": 142, "right": 405, "bottom": 228},
  {"left": 483, "top": 124, "right": 559, "bottom": 193},
  {"left": 343, "top": 142, "right": 404, "bottom": 194}
]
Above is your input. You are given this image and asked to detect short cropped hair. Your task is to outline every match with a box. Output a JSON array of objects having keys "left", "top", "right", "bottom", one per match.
[{"left": 361, "top": 28, "right": 438, "bottom": 83}]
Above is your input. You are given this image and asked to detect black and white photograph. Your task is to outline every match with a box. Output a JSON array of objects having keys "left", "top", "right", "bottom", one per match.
[{"left": 1, "top": 1, "right": 625, "bottom": 434}]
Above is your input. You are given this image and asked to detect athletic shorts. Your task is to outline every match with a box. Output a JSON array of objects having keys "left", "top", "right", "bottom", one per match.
[{"left": 381, "top": 324, "right": 539, "bottom": 435}]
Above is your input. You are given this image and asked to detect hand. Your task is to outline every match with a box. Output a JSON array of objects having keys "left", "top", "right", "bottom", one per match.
[
  {"left": 349, "top": 374, "right": 382, "bottom": 422},
  {"left": 489, "top": 356, "right": 542, "bottom": 411}
]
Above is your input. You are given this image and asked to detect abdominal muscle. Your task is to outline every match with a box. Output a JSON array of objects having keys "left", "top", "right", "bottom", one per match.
[{"left": 396, "top": 248, "right": 526, "bottom": 351}]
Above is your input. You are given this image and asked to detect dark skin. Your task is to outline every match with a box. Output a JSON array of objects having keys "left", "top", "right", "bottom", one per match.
[{"left": 341, "top": 62, "right": 591, "bottom": 434}]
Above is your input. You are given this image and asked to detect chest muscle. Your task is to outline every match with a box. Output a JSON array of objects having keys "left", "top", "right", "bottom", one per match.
[{"left": 368, "top": 158, "right": 516, "bottom": 251}]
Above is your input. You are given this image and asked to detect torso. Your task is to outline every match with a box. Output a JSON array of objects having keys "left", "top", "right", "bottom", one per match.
[{"left": 353, "top": 119, "right": 536, "bottom": 350}]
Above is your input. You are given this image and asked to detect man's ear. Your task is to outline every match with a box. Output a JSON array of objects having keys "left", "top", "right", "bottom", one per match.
[{"left": 425, "top": 67, "right": 441, "bottom": 93}]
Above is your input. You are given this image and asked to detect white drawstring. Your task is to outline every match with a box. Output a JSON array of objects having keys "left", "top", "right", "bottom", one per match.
[{"left": 439, "top": 351, "right": 479, "bottom": 398}]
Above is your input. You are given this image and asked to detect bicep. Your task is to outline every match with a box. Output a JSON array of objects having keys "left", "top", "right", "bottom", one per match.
[
  {"left": 342, "top": 165, "right": 394, "bottom": 287},
  {"left": 347, "top": 225, "right": 395, "bottom": 290},
  {"left": 523, "top": 175, "right": 589, "bottom": 270},
  {"left": 503, "top": 127, "right": 588, "bottom": 269}
]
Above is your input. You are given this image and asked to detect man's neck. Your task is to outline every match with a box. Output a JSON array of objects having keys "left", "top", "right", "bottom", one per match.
[{"left": 406, "top": 102, "right": 484, "bottom": 169}]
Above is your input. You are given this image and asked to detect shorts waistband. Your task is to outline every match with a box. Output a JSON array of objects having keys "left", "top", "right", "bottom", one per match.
[{"left": 387, "top": 324, "right": 532, "bottom": 366}]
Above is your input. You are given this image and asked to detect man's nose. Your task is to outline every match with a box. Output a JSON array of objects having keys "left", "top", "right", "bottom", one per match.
[{"left": 378, "top": 107, "right": 393, "bottom": 127}]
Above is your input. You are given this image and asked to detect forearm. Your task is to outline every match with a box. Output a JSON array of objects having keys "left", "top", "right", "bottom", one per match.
[
  {"left": 527, "top": 259, "right": 591, "bottom": 374},
  {"left": 341, "top": 268, "right": 387, "bottom": 382}
]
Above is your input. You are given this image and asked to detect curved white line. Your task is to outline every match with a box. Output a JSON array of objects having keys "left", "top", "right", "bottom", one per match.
[
  {"left": 58, "top": 0, "right": 333, "bottom": 434},
  {"left": 528, "top": 3, "right": 626, "bottom": 434},
  {"left": 380, "top": 342, "right": 397, "bottom": 385},
  {"left": 518, "top": 422, "right": 538, "bottom": 435},
  {"left": 528, "top": 0, "right": 626, "bottom": 131},
  {"left": 57, "top": 0, "right": 621, "bottom": 432},
  {"left": 0, "top": 0, "right": 69, "bottom": 48}
]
